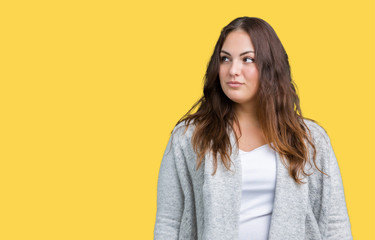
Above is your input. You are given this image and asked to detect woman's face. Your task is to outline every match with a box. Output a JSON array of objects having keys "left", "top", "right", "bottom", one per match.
[{"left": 219, "top": 30, "right": 259, "bottom": 107}]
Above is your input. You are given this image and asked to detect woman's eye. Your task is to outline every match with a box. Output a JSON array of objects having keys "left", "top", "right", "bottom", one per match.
[
  {"left": 220, "top": 56, "right": 230, "bottom": 62},
  {"left": 244, "top": 57, "right": 254, "bottom": 63}
]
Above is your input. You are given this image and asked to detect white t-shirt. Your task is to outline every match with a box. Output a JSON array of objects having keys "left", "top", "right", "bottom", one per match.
[{"left": 238, "top": 143, "right": 277, "bottom": 240}]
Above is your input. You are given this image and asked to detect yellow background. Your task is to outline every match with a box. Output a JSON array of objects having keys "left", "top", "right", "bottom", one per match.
[{"left": 1, "top": 0, "right": 374, "bottom": 239}]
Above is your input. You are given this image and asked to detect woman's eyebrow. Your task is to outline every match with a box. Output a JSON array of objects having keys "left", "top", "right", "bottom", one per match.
[{"left": 220, "top": 50, "right": 254, "bottom": 56}]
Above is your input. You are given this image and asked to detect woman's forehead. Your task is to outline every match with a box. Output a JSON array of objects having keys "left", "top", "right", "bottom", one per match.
[{"left": 221, "top": 31, "right": 255, "bottom": 54}]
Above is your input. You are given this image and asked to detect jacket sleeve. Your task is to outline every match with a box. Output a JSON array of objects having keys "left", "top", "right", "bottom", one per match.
[
  {"left": 323, "top": 133, "right": 353, "bottom": 239},
  {"left": 154, "top": 128, "right": 185, "bottom": 239}
]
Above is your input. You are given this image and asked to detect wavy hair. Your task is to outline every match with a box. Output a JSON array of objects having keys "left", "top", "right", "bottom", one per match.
[{"left": 174, "top": 16, "right": 326, "bottom": 184}]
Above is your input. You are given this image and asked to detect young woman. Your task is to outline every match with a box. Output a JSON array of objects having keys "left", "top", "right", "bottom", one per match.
[{"left": 154, "top": 17, "right": 353, "bottom": 240}]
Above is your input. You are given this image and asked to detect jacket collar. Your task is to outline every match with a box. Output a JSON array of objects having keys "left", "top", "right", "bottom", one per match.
[{"left": 202, "top": 127, "right": 307, "bottom": 239}]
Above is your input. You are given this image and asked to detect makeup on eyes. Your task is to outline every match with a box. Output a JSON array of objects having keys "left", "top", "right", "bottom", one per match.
[{"left": 220, "top": 56, "right": 254, "bottom": 63}]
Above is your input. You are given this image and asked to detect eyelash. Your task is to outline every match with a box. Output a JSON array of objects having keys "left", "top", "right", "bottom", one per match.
[{"left": 220, "top": 56, "right": 255, "bottom": 63}]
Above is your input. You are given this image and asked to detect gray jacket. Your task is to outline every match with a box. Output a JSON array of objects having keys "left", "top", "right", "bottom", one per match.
[{"left": 154, "top": 119, "right": 353, "bottom": 239}]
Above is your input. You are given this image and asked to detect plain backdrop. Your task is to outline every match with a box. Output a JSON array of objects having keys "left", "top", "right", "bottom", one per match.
[{"left": 1, "top": 0, "right": 374, "bottom": 239}]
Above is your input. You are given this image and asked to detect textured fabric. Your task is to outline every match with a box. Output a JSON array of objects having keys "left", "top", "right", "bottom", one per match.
[
  {"left": 154, "top": 119, "right": 353, "bottom": 240},
  {"left": 238, "top": 144, "right": 276, "bottom": 240}
]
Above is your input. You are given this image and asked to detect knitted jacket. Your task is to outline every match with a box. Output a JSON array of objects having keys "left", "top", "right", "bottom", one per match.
[{"left": 154, "top": 119, "right": 353, "bottom": 240}]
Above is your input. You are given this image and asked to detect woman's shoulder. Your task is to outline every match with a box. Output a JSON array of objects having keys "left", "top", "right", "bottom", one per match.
[
  {"left": 302, "top": 118, "right": 332, "bottom": 148},
  {"left": 302, "top": 118, "right": 336, "bottom": 176},
  {"left": 170, "top": 119, "right": 196, "bottom": 149}
]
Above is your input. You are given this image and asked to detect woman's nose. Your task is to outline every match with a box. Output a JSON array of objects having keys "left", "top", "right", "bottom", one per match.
[{"left": 229, "top": 59, "right": 241, "bottom": 76}]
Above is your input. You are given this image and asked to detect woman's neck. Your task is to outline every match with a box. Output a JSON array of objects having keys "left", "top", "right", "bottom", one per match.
[{"left": 233, "top": 103, "right": 260, "bottom": 129}]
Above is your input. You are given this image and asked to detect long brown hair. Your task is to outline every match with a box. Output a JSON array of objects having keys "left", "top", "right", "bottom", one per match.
[{"left": 174, "top": 16, "right": 326, "bottom": 184}]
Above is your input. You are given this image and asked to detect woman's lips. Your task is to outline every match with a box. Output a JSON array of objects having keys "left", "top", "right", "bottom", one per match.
[{"left": 227, "top": 82, "right": 244, "bottom": 88}]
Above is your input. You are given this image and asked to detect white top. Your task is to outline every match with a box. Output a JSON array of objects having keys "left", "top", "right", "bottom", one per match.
[{"left": 238, "top": 143, "right": 277, "bottom": 240}]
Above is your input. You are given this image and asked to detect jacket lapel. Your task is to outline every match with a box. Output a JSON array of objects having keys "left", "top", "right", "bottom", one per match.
[
  {"left": 268, "top": 148, "right": 308, "bottom": 239},
  {"left": 202, "top": 128, "right": 307, "bottom": 239},
  {"left": 201, "top": 128, "right": 242, "bottom": 240}
]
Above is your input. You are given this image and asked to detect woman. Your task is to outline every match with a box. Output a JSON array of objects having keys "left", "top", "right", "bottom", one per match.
[{"left": 154, "top": 17, "right": 353, "bottom": 240}]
